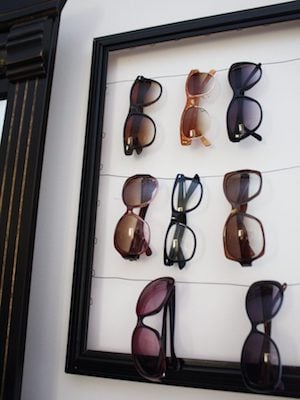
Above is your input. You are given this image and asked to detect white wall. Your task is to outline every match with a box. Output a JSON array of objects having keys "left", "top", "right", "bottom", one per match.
[{"left": 20, "top": 1, "right": 294, "bottom": 399}]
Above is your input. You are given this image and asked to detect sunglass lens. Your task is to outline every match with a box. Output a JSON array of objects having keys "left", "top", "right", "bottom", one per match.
[
  {"left": 242, "top": 332, "right": 281, "bottom": 390},
  {"left": 131, "top": 78, "right": 162, "bottom": 106},
  {"left": 227, "top": 97, "right": 262, "bottom": 140},
  {"left": 123, "top": 175, "right": 158, "bottom": 208},
  {"left": 165, "top": 223, "right": 196, "bottom": 262},
  {"left": 229, "top": 63, "right": 261, "bottom": 91},
  {"left": 124, "top": 114, "right": 155, "bottom": 154},
  {"left": 187, "top": 71, "right": 214, "bottom": 95},
  {"left": 136, "top": 278, "right": 171, "bottom": 316},
  {"left": 224, "top": 171, "right": 261, "bottom": 204},
  {"left": 246, "top": 282, "right": 283, "bottom": 324},
  {"left": 182, "top": 107, "right": 210, "bottom": 139},
  {"left": 224, "top": 214, "right": 264, "bottom": 263},
  {"left": 132, "top": 326, "right": 164, "bottom": 380},
  {"left": 114, "top": 214, "right": 149, "bottom": 256}
]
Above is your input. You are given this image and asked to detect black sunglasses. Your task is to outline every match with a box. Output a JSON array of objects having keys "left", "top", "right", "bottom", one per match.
[
  {"left": 123, "top": 76, "right": 162, "bottom": 155},
  {"left": 131, "top": 277, "right": 180, "bottom": 381},
  {"left": 164, "top": 174, "right": 203, "bottom": 270},
  {"left": 241, "top": 280, "right": 287, "bottom": 393},
  {"left": 227, "top": 62, "right": 263, "bottom": 142}
]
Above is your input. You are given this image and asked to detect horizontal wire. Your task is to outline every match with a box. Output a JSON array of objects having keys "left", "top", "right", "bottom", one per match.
[
  {"left": 91, "top": 274, "right": 300, "bottom": 288},
  {"left": 99, "top": 164, "right": 300, "bottom": 181},
  {"left": 106, "top": 56, "right": 300, "bottom": 85}
]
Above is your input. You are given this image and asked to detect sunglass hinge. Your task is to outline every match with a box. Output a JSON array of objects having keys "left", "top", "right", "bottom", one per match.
[
  {"left": 172, "top": 238, "right": 179, "bottom": 250},
  {"left": 237, "top": 123, "right": 246, "bottom": 137},
  {"left": 126, "top": 137, "right": 133, "bottom": 151},
  {"left": 263, "top": 352, "right": 270, "bottom": 363}
]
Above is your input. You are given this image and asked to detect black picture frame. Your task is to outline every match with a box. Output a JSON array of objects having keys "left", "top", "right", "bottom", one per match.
[{"left": 66, "top": 1, "right": 300, "bottom": 397}]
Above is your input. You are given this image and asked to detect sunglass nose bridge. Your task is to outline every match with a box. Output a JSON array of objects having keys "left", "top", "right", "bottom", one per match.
[{"left": 129, "top": 104, "right": 143, "bottom": 113}]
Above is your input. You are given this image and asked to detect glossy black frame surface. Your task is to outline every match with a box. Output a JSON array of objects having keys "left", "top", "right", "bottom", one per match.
[{"left": 66, "top": 1, "right": 300, "bottom": 397}]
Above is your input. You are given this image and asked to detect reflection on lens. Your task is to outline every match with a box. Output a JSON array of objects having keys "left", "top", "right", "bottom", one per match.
[
  {"left": 123, "top": 175, "right": 158, "bottom": 208},
  {"left": 229, "top": 63, "right": 262, "bottom": 91},
  {"left": 224, "top": 171, "right": 262, "bottom": 205},
  {"left": 227, "top": 97, "right": 261, "bottom": 138},
  {"left": 131, "top": 79, "right": 162, "bottom": 106},
  {"left": 182, "top": 107, "right": 210, "bottom": 139},
  {"left": 224, "top": 213, "right": 264, "bottom": 263},
  {"left": 137, "top": 279, "right": 169, "bottom": 316},
  {"left": 114, "top": 214, "right": 149, "bottom": 256},
  {"left": 246, "top": 283, "right": 282, "bottom": 324},
  {"left": 132, "top": 326, "right": 163, "bottom": 378},
  {"left": 187, "top": 71, "right": 214, "bottom": 96},
  {"left": 165, "top": 223, "right": 196, "bottom": 262},
  {"left": 242, "top": 332, "right": 280, "bottom": 390}
]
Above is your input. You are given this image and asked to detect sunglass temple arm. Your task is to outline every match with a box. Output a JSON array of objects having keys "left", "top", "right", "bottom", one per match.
[{"left": 168, "top": 289, "right": 181, "bottom": 371}]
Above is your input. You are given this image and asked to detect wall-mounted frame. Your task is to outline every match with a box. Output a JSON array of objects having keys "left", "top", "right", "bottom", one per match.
[
  {"left": 0, "top": 1, "right": 67, "bottom": 400},
  {"left": 66, "top": 1, "right": 300, "bottom": 397}
]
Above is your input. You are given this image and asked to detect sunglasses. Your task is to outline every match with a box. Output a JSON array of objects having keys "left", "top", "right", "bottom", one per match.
[
  {"left": 223, "top": 169, "right": 265, "bottom": 266},
  {"left": 114, "top": 174, "right": 158, "bottom": 260},
  {"left": 241, "top": 280, "right": 287, "bottom": 393},
  {"left": 227, "top": 62, "right": 263, "bottom": 142},
  {"left": 123, "top": 76, "right": 162, "bottom": 155},
  {"left": 180, "top": 69, "right": 216, "bottom": 147},
  {"left": 164, "top": 174, "right": 203, "bottom": 269},
  {"left": 132, "top": 277, "right": 180, "bottom": 381}
]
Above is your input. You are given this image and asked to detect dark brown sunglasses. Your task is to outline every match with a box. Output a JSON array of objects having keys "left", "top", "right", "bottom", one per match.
[
  {"left": 124, "top": 76, "right": 162, "bottom": 155},
  {"left": 223, "top": 169, "right": 265, "bottom": 266},
  {"left": 180, "top": 69, "right": 216, "bottom": 147},
  {"left": 114, "top": 175, "right": 158, "bottom": 260}
]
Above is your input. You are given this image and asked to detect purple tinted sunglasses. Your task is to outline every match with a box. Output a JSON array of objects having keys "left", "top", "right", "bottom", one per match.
[
  {"left": 131, "top": 277, "right": 180, "bottom": 381},
  {"left": 227, "top": 62, "right": 263, "bottom": 142}
]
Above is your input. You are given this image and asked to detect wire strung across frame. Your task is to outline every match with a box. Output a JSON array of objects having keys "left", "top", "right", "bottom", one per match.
[{"left": 105, "top": 56, "right": 300, "bottom": 86}]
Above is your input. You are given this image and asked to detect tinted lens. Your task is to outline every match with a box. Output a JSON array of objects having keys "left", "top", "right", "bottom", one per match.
[
  {"left": 187, "top": 71, "right": 214, "bottom": 96},
  {"left": 132, "top": 326, "right": 164, "bottom": 380},
  {"left": 229, "top": 63, "right": 262, "bottom": 91},
  {"left": 123, "top": 175, "right": 158, "bottom": 207},
  {"left": 242, "top": 332, "right": 281, "bottom": 390},
  {"left": 172, "top": 176, "right": 202, "bottom": 211},
  {"left": 136, "top": 278, "right": 173, "bottom": 316},
  {"left": 227, "top": 97, "right": 262, "bottom": 138},
  {"left": 114, "top": 214, "right": 149, "bottom": 256},
  {"left": 165, "top": 223, "right": 196, "bottom": 262},
  {"left": 124, "top": 114, "right": 155, "bottom": 152},
  {"left": 246, "top": 282, "right": 283, "bottom": 324},
  {"left": 131, "top": 78, "right": 162, "bottom": 106},
  {"left": 182, "top": 107, "right": 210, "bottom": 139},
  {"left": 224, "top": 171, "right": 261, "bottom": 205},
  {"left": 224, "top": 214, "right": 264, "bottom": 263}
]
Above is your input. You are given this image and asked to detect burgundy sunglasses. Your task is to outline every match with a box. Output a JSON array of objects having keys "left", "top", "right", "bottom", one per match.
[{"left": 132, "top": 277, "right": 180, "bottom": 381}]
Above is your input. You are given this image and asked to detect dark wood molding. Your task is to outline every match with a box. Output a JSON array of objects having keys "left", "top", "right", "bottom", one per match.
[
  {"left": 0, "top": 1, "right": 67, "bottom": 399},
  {"left": 6, "top": 17, "right": 51, "bottom": 81}
]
